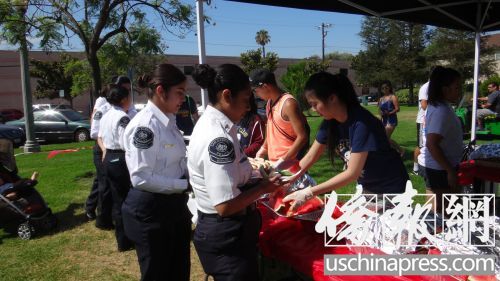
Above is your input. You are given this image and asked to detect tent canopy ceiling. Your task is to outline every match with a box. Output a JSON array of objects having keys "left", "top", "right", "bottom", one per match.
[{"left": 227, "top": 0, "right": 500, "bottom": 32}]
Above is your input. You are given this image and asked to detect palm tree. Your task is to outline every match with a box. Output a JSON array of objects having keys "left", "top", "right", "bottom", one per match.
[{"left": 255, "top": 29, "right": 271, "bottom": 58}]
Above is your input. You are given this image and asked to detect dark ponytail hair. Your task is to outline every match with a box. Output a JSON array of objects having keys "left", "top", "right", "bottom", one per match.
[
  {"left": 113, "top": 75, "right": 131, "bottom": 87},
  {"left": 192, "top": 64, "right": 250, "bottom": 104},
  {"left": 137, "top": 64, "right": 186, "bottom": 99},
  {"left": 304, "top": 72, "right": 360, "bottom": 166},
  {"left": 103, "top": 84, "right": 129, "bottom": 106},
  {"left": 427, "top": 66, "right": 461, "bottom": 106},
  {"left": 304, "top": 72, "right": 360, "bottom": 109}
]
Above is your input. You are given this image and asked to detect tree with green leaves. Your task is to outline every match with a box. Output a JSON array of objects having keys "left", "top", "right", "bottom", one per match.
[
  {"left": 240, "top": 49, "right": 278, "bottom": 74},
  {"left": 30, "top": 53, "right": 80, "bottom": 106},
  {"left": 97, "top": 23, "right": 167, "bottom": 86},
  {"left": 351, "top": 17, "right": 392, "bottom": 87},
  {"left": 281, "top": 59, "right": 329, "bottom": 114},
  {"left": 425, "top": 28, "right": 495, "bottom": 79},
  {"left": 0, "top": 0, "right": 195, "bottom": 103},
  {"left": 352, "top": 16, "right": 429, "bottom": 104},
  {"left": 61, "top": 22, "right": 168, "bottom": 97},
  {"left": 255, "top": 29, "right": 271, "bottom": 58},
  {"left": 384, "top": 21, "right": 428, "bottom": 103}
]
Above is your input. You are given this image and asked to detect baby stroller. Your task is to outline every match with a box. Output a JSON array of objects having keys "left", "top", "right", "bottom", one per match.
[{"left": 0, "top": 139, "right": 57, "bottom": 240}]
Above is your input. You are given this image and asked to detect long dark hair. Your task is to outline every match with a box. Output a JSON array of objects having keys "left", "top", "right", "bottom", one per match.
[
  {"left": 104, "top": 84, "right": 129, "bottom": 106},
  {"left": 379, "top": 80, "right": 394, "bottom": 95},
  {"left": 192, "top": 64, "right": 250, "bottom": 105},
  {"left": 304, "top": 72, "right": 360, "bottom": 109},
  {"left": 137, "top": 64, "right": 186, "bottom": 99},
  {"left": 112, "top": 75, "right": 131, "bottom": 86},
  {"left": 304, "top": 72, "right": 360, "bottom": 165},
  {"left": 427, "top": 66, "right": 461, "bottom": 106}
]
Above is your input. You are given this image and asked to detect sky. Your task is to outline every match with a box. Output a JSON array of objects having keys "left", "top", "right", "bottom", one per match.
[
  {"left": 163, "top": 1, "right": 365, "bottom": 58},
  {"left": 0, "top": 0, "right": 365, "bottom": 59}
]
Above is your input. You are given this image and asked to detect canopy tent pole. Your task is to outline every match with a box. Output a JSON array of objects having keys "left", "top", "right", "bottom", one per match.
[
  {"left": 196, "top": 0, "right": 209, "bottom": 109},
  {"left": 470, "top": 1, "right": 486, "bottom": 142},
  {"left": 471, "top": 31, "right": 480, "bottom": 142}
]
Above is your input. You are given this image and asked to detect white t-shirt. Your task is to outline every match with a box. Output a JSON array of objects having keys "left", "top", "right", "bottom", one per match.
[
  {"left": 416, "top": 82, "right": 428, "bottom": 124},
  {"left": 418, "top": 102, "right": 463, "bottom": 170}
]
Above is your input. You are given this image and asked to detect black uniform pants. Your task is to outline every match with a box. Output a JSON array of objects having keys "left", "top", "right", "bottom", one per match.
[
  {"left": 122, "top": 188, "right": 191, "bottom": 281},
  {"left": 91, "top": 144, "right": 113, "bottom": 226},
  {"left": 103, "top": 149, "right": 133, "bottom": 250},
  {"left": 194, "top": 208, "right": 261, "bottom": 281},
  {"left": 85, "top": 145, "right": 101, "bottom": 213}
]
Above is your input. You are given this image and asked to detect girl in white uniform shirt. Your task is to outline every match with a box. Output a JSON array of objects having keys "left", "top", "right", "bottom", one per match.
[
  {"left": 87, "top": 96, "right": 113, "bottom": 228},
  {"left": 97, "top": 84, "right": 133, "bottom": 251},
  {"left": 86, "top": 75, "right": 135, "bottom": 228},
  {"left": 188, "top": 64, "right": 281, "bottom": 281},
  {"left": 85, "top": 88, "right": 112, "bottom": 225},
  {"left": 121, "top": 64, "right": 191, "bottom": 281}
]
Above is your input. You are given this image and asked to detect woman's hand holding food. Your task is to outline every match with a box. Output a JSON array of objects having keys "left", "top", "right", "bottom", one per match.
[{"left": 282, "top": 186, "right": 314, "bottom": 211}]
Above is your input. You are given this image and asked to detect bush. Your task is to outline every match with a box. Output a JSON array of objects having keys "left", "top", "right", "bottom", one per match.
[{"left": 395, "top": 88, "right": 410, "bottom": 104}]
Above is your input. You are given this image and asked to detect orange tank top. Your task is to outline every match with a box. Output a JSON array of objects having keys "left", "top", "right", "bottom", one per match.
[{"left": 266, "top": 93, "right": 298, "bottom": 161}]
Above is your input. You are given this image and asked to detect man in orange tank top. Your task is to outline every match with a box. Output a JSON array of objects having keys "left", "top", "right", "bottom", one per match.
[{"left": 250, "top": 69, "right": 309, "bottom": 166}]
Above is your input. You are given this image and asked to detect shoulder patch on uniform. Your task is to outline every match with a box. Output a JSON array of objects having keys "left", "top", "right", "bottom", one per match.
[
  {"left": 119, "top": 116, "right": 130, "bottom": 128},
  {"left": 133, "top": 127, "right": 154, "bottom": 149},
  {"left": 208, "top": 137, "right": 235, "bottom": 164},
  {"left": 93, "top": 111, "right": 102, "bottom": 121}
]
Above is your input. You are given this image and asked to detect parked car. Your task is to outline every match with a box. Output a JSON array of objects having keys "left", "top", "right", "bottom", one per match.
[
  {"left": 6, "top": 109, "right": 90, "bottom": 143},
  {"left": 0, "top": 124, "right": 26, "bottom": 147},
  {"left": 33, "top": 104, "right": 73, "bottom": 111},
  {"left": 0, "top": 109, "right": 23, "bottom": 121}
]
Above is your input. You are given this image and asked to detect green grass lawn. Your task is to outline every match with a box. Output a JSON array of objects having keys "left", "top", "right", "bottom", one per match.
[{"left": 0, "top": 105, "right": 496, "bottom": 280}]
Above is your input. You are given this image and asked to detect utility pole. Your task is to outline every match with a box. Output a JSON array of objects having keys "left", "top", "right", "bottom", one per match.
[
  {"left": 196, "top": 0, "right": 208, "bottom": 109},
  {"left": 17, "top": 2, "right": 40, "bottom": 153},
  {"left": 317, "top": 23, "right": 332, "bottom": 62}
]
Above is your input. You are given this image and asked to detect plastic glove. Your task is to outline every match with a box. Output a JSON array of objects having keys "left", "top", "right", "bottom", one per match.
[
  {"left": 272, "top": 158, "right": 299, "bottom": 170},
  {"left": 282, "top": 186, "right": 314, "bottom": 211},
  {"left": 271, "top": 157, "right": 285, "bottom": 169},
  {"left": 256, "top": 147, "right": 267, "bottom": 159}
]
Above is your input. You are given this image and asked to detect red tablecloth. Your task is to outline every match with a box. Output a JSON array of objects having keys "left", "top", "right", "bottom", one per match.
[
  {"left": 458, "top": 160, "right": 500, "bottom": 185},
  {"left": 258, "top": 204, "right": 469, "bottom": 281}
]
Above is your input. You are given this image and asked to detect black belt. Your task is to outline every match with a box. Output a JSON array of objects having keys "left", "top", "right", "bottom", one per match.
[
  {"left": 131, "top": 187, "right": 188, "bottom": 196},
  {"left": 198, "top": 203, "right": 256, "bottom": 222},
  {"left": 106, "top": 149, "right": 125, "bottom": 153}
]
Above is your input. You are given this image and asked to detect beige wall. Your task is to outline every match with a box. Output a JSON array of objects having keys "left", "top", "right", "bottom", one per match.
[{"left": 0, "top": 50, "right": 356, "bottom": 117}]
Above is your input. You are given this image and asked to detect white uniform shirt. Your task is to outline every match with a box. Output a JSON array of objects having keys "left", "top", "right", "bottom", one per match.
[
  {"left": 187, "top": 105, "right": 252, "bottom": 214},
  {"left": 123, "top": 101, "right": 188, "bottom": 194},
  {"left": 98, "top": 106, "right": 130, "bottom": 150},
  {"left": 90, "top": 103, "right": 112, "bottom": 140},
  {"left": 416, "top": 81, "right": 429, "bottom": 124},
  {"left": 418, "top": 102, "right": 463, "bottom": 170},
  {"left": 94, "top": 97, "right": 108, "bottom": 110}
]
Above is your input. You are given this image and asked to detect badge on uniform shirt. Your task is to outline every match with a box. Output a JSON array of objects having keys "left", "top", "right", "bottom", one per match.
[
  {"left": 133, "top": 127, "right": 154, "bottom": 149},
  {"left": 119, "top": 116, "right": 131, "bottom": 128},
  {"left": 208, "top": 137, "right": 235, "bottom": 164},
  {"left": 94, "top": 111, "right": 102, "bottom": 121}
]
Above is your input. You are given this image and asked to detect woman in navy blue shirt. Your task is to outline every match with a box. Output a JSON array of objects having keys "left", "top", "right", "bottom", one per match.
[{"left": 283, "top": 72, "right": 409, "bottom": 209}]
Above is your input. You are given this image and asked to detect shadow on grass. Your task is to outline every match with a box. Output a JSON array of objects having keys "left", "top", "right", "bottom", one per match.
[{"left": 51, "top": 203, "right": 88, "bottom": 234}]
